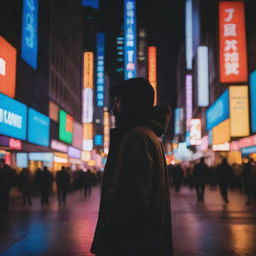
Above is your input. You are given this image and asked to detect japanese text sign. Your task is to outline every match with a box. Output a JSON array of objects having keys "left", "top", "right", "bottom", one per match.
[{"left": 219, "top": 1, "right": 247, "bottom": 83}]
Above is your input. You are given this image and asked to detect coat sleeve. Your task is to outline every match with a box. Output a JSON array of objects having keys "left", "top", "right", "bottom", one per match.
[{"left": 107, "top": 131, "right": 154, "bottom": 235}]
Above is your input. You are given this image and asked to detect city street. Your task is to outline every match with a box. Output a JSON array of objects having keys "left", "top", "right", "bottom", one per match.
[{"left": 0, "top": 186, "right": 256, "bottom": 256}]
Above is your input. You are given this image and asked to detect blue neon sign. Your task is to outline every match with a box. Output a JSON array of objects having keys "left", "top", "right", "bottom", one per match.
[
  {"left": 124, "top": 0, "right": 137, "bottom": 79},
  {"left": 96, "top": 33, "right": 105, "bottom": 107},
  {"left": 206, "top": 90, "right": 229, "bottom": 131},
  {"left": 241, "top": 146, "right": 256, "bottom": 156},
  {"left": 0, "top": 93, "right": 27, "bottom": 140},
  {"left": 81, "top": 0, "right": 99, "bottom": 8},
  {"left": 174, "top": 108, "right": 183, "bottom": 135},
  {"left": 21, "top": 0, "right": 38, "bottom": 69},
  {"left": 28, "top": 108, "right": 50, "bottom": 147},
  {"left": 250, "top": 71, "right": 256, "bottom": 133}
]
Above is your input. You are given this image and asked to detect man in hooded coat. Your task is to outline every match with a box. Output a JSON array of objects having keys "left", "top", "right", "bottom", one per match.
[{"left": 91, "top": 78, "right": 172, "bottom": 256}]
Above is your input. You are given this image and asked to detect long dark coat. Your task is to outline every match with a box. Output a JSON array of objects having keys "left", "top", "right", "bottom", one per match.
[{"left": 91, "top": 117, "right": 172, "bottom": 256}]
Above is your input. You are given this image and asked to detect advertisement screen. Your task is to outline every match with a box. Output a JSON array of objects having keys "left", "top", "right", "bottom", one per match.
[
  {"left": 174, "top": 108, "right": 183, "bottom": 135},
  {"left": 148, "top": 46, "right": 157, "bottom": 105},
  {"left": 212, "top": 119, "right": 230, "bottom": 145},
  {"left": 94, "top": 134, "right": 103, "bottom": 146},
  {"left": 185, "top": 0, "right": 193, "bottom": 70},
  {"left": 96, "top": 33, "right": 105, "bottom": 107},
  {"left": 21, "top": 0, "right": 38, "bottom": 69},
  {"left": 250, "top": 71, "right": 256, "bottom": 133},
  {"left": 0, "top": 93, "right": 27, "bottom": 140},
  {"left": 189, "top": 119, "right": 201, "bottom": 145},
  {"left": 59, "top": 110, "right": 73, "bottom": 144},
  {"left": 206, "top": 90, "right": 229, "bottom": 130},
  {"left": 0, "top": 37, "right": 17, "bottom": 98},
  {"left": 82, "top": 88, "right": 93, "bottom": 123},
  {"left": 28, "top": 108, "right": 50, "bottom": 147},
  {"left": 16, "top": 153, "right": 28, "bottom": 168},
  {"left": 124, "top": 0, "right": 137, "bottom": 79},
  {"left": 197, "top": 46, "right": 209, "bottom": 106},
  {"left": 229, "top": 86, "right": 249, "bottom": 137},
  {"left": 81, "top": 0, "right": 99, "bottom": 8},
  {"left": 219, "top": 1, "right": 247, "bottom": 83}
]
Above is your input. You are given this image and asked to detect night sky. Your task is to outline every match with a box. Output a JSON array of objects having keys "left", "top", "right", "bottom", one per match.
[{"left": 99, "top": 0, "right": 185, "bottom": 110}]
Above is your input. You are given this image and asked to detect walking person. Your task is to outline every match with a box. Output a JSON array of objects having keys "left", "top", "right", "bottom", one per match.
[
  {"left": 56, "top": 166, "right": 70, "bottom": 204},
  {"left": 38, "top": 166, "right": 53, "bottom": 205},
  {"left": 17, "top": 168, "right": 33, "bottom": 206},
  {"left": 242, "top": 158, "right": 254, "bottom": 205},
  {"left": 0, "top": 159, "right": 14, "bottom": 211},
  {"left": 193, "top": 157, "right": 209, "bottom": 202},
  {"left": 216, "top": 158, "right": 234, "bottom": 204},
  {"left": 171, "top": 164, "right": 184, "bottom": 192},
  {"left": 91, "top": 78, "right": 172, "bottom": 256},
  {"left": 83, "top": 169, "right": 94, "bottom": 197}
]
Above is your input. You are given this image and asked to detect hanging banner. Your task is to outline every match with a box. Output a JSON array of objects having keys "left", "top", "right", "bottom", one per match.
[
  {"left": 186, "top": 74, "right": 193, "bottom": 130},
  {"left": 124, "top": 0, "right": 137, "bottom": 79},
  {"left": 219, "top": 1, "right": 247, "bottom": 83},
  {"left": 21, "top": 0, "right": 38, "bottom": 69},
  {"left": 83, "top": 52, "right": 93, "bottom": 89}
]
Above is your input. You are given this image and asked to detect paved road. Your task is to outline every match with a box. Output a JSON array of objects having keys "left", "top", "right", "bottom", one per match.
[{"left": 0, "top": 186, "right": 256, "bottom": 256}]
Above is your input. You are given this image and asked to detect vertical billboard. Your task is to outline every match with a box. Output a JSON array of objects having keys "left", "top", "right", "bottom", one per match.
[
  {"left": 229, "top": 86, "right": 249, "bottom": 137},
  {"left": 28, "top": 108, "right": 50, "bottom": 147},
  {"left": 72, "top": 121, "right": 83, "bottom": 150},
  {"left": 103, "top": 110, "right": 110, "bottom": 154},
  {"left": 250, "top": 71, "right": 256, "bottom": 133},
  {"left": 21, "top": 0, "right": 38, "bottom": 69},
  {"left": 185, "top": 0, "right": 193, "bottom": 70},
  {"left": 83, "top": 123, "right": 93, "bottom": 151},
  {"left": 148, "top": 46, "right": 157, "bottom": 105},
  {"left": 186, "top": 74, "right": 193, "bottom": 130},
  {"left": 59, "top": 110, "right": 73, "bottom": 144},
  {"left": 96, "top": 33, "right": 105, "bottom": 107},
  {"left": 0, "top": 37, "right": 17, "bottom": 98},
  {"left": 0, "top": 93, "right": 27, "bottom": 140},
  {"left": 83, "top": 52, "right": 94, "bottom": 89},
  {"left": 219, "top": 1, "right": 247, "bottom": 83},
  {"left": 174, "top": 108, "right": 183, "bottom": 135},
  {"left": 124, "top": 0, "right": 137, "bottom": 79},
  {"left": 197, "top": 46, "right": 209, "bottom": 107}
]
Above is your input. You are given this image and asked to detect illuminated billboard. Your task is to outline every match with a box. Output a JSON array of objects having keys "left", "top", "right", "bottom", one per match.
[
  {"left": 0, "top": 93, "right": 27, "bottom": 140},
  {"left": 124, "top": 0, "right": 137, "bottom": 79},
  {"left": 83, "top": 123, "right": 93, "bottom": 151},
  {"left": 72, "top": 121, "right": 82, "bottom": 150},
  {"left": 96, "top": 33, "right": 105, "bottom": 107},
  {"left": 186, "top": 74, "right": 192, "bottom": 130},
  {"left": 28, "top": 108, "right": 50, "bottom": 147},
  {"left": 219, "top": 1, "right": 247, "bottom": 83},
  {"left": 197, "top": 46, "right": 209, "bottom": 107},
  {"left": 212, "top": 119, "right": 230, "bottom": 145},
  {"left": 185, "top": 0, "right": 193, "bottom": 70},
  {"left": 81, "top": 0, "right": 99, "bottom": 8},
  {"left": 21, "top": 0, "right": 38, "bottom": 69},
  {"left": 94, "top": 134, "right": 103, "bottom": 146},
  {"left": 250, "top": 71, "right": 256, "bottom": 133},
  {"left": 189, "top": 119, "right": 201, "bottom": 145},
  {"left": 229, "top": 86, "right": 249, "bottom": 137},
  {"left": 83, "top": 52, "right": 94, "bottom": 89},
  {"left": 0, "top": 37, "right": 17, "bottom": 98},
  {"left": 206, "top": 90, "right": 229, "bottom": 130},
  {"left": 103, "top": 110, "right": 110, "bottom": 154},
  {"left": 148, "top": 46, "right": 157, "bottom": 105},
  {"left": 59, "top": 110, "right": 73, "bottom": 144}
]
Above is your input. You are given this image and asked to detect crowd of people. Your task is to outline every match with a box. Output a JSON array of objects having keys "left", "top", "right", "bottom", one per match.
[
  {"left": 0, "top": 159, "right": 100, "bottom": 211},
  {"left": 169, "top": 157, "right": 256, "bottom": 205}
]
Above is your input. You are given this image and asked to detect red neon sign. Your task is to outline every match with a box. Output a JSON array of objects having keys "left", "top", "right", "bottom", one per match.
[{"left": 219, "top": 2, "right": 248, "bottom": 83}]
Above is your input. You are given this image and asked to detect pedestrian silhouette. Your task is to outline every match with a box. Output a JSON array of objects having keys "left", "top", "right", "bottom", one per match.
[
  {"left": 17, "top": 168, "right": 33, "bottom": 206},
  {"left": 193, "top": 157, "right": 209, "bottom": 202},
  {"left": 242, "top": 158, "right": 256, "bottom": 205},
  {"left": 0, "top": 159, "right": 14, "bottom": 211},
  {"left": 171, "top": 164, "right": 184, "bottom": 192},
  {"left": 56, "top": 166, "right": 70, "bottom": 204},
  {"left": 83, "top": 169, "right": 95, "bottom": 197},
  {"left": 37, "top": 166, "right": 53, "bottom": 205},
  {"left": 91, "top": 78, "right": 172, "bottom": 256},
  {"left": 216, "top": 158, "right": 234, "bottom": 203}
]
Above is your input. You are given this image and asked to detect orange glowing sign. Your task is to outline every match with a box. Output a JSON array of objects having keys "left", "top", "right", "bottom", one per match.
[
  {"left": 83, "top": 123, "right": 93, "bottom": 140},
  {"left": 103, "top": 110, "right": 110, "bottom": 154},
  {"left": 0, "top": 37, "right": 17, "bottom": 98},
  {"left": 148, "top": 46, "right": 157, "bottom": 105},
  {"left": 219, "top": 2, "right": 247, "bottom": 83},
  {"left": 83, "top": 52, "right": 94, "bottom": 89}
]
